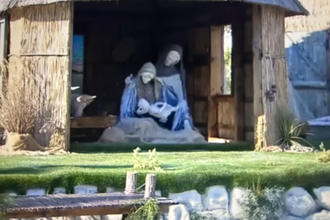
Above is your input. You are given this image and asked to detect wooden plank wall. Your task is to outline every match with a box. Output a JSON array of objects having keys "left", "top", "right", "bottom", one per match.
[
  {"left": 232, "top": 17, "right": 245, "bottom": 141},
  {"left": 9, "top": 3, "right": 73, "bottom": 149},
  {"left": 187, "top": 27, "right": 210, "bottom": 136},
  {"left": 243, "top": 6, "right": 254, "bottom": 143}
]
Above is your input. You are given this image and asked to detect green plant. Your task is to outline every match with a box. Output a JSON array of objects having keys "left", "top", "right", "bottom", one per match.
[
  {"left": 133, "top": 147, "right": 162, "bottom": 171},
  {"left": 315, "top": 142, "right": 330, "bottom": 163},
  {"left": 240, "top": 187, "right": 284, "bottom": 220},
  {"left": 190, "top": 212, "right": 217, "bottom": 220},
  {"left": 126, "top": 198, "right": 159, "bottom": 220},
  {"left": 275, "top": 107, "right": 312, "bottom": 150},
  {"left": 224, "top": 46, "right": 232, "bottom": 94},
  {"left": 0, "top": 193, "right": 14, "bottom": 220}
]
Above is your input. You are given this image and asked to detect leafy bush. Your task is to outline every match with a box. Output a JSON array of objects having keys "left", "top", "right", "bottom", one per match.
[
  {"left": 0, "top": 193, "right": 14, "bottom": 220},
  {"left": 190, "top": 212, "right": 217, "bottom": 220},
  {"left": 126, "top": 198, "right": 159, "bottom": 220},
  {"left": 224, "top": 46, "right": 232, "bottom": 94},
  {"left": 315, "top": 142, "right": 330, "bottom": 163},
  {"left": 240, "top": 187, "right": 284, "bottom": 220},
  {"left": 133, "top": 147, "right": 162, "bottom": 171}
]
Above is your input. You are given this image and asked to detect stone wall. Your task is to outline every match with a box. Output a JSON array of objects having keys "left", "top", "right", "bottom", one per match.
[{"left": 8, "top": 185, "right": 330, "bottom": 220}]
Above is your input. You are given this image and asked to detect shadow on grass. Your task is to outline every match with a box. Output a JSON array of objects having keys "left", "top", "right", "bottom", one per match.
[{"left": 0, "top": 164, "right": 133, "bottom": 175}]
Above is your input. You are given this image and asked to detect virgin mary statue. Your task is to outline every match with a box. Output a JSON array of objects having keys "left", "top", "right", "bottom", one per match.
[{"left": 155, "top": 44, "right": 194, "bottom": 131}]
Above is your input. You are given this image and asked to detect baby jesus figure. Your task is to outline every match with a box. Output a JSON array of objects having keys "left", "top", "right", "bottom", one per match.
[{"left": 136, "top": 98, "right": 178, "bottom": 123}]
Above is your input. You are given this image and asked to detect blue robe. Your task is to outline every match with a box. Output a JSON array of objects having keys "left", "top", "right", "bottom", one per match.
[{"left": 119, "top": 77, "right": 180, "bottom": 130}]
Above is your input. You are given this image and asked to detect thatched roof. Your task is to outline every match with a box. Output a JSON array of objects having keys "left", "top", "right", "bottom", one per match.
[{"left": 0, "top": 0, "right": 308, "bottom": 15}]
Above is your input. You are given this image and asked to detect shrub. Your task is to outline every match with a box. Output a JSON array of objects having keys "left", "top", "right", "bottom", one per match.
[
  {"left": 240, "top": 187, "right": 284, "bottom": 220},
  {"left": 133, "top": 147, "right": 162, "bottom": 171},
  {"left": 315, "top": 142, "right": 330, "bottom": 163},
  {"left": 0, "top": 193, "right": 14, "bottom": 220},
  {"left": 126, "top": 198, "right": 159, "bottom": 220},
  {"left": 275, "top": 107, "right": 311, "bottom": 150}
]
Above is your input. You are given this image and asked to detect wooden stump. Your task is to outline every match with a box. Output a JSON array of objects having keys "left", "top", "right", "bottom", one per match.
[
  {"left": 124, "top": 171, "right": 138, "bottom": 195},
  {"left": 144, "top": 174, "right": 156, "bottom": 199}
]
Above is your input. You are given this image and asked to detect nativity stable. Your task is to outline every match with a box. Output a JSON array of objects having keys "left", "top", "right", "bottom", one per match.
[{"left": 0, "top": 0, "right": 308, "bottom": 150}]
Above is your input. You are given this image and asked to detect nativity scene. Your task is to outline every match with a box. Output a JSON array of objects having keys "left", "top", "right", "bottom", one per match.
[{"left": 98, "top": 45, "right": 206, "bottom": 144}]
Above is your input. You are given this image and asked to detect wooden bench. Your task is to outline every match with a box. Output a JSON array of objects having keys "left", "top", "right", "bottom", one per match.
[
  {"left": 6, "top": 193, "right": 177, "bottom": 218},
  {"left": 5, "top": 173, "right": 178, "bottom": 219}
]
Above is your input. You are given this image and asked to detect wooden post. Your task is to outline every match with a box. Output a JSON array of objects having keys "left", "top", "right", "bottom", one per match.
[
  {"left": 209, "top": 25, "right": 224, "bottom": 139},
  {"left": 66, "top": 1, "right": 74, "bottom": 151},
  {"left": 124, "top": 171, "right": 138, "bottom": 195},
  {"left": 252, "top": 5, "right": 263, "bottom": 146},
  {"left": 144, "top": 174, "right": 157, "bottom": 199}
]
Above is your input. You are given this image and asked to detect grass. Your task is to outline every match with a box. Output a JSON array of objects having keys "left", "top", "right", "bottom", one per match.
[
  {"left": 0, "top": 151, "right": 330, "bottom": 196},
  {"left": 69, "top": 142, "right": 253, "bottom": 153}
]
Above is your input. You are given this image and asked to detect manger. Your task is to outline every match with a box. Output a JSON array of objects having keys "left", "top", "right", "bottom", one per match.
[{"left": 0, "top": 0, "right": 308, "bottom": 151}]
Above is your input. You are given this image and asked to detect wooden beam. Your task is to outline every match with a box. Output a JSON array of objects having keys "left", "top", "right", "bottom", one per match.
[
  {"left": 213, "top": 95, "right": 235, "bottom": 103},
  {"left": 252, "top": 5, "right": 263, "bottom": 146},
  {"left": 0, "top": 16, "right": 8, "bottom": 96},
  {"left": 232, "top": 22, "right": 245, "bottom": 141},
  {"left": 66, "top": 2, "right": 74, "bottom": 151},
  {"left": 70, "top": 116, "right": 117, "bottom": 129}
]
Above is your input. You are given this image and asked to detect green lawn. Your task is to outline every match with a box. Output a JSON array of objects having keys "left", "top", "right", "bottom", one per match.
[{"left": 0, "top": 151, "right": 330, "bottom": 196}]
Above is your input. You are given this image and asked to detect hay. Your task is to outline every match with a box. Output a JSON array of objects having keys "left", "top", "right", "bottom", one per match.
[{"left": 0, "top": 57, "right": 69, "bottom": 155}]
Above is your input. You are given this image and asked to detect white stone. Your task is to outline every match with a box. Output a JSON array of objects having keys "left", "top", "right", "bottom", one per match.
[
  {"left": 281, "top": 215, "right": 304, "bottom": 220},
  {"left": 100, "top": 215, "right": 123, "bottom": 220},
  {"left": 53, "top": 187, "right": 66, "bottom": 194},
  {"left": 284, "top": 187, "right": 317, "bottom": 218},
  {"left": 314, "top": 187, "right": 330, "bottom": 210},
  {"left": 305, "top": 210, "right": 330, "bottom": 220},
  {"left": 202, "top": 185, "right": 229, "bottom": 211},
  {"left": 26, "top": 188, "right": 46, "bottom": 196},
  {"left": 74, "top": 185, "right": 98, "bottom": 194},
  {"left": 169, "top": 190, "right": 203, "bottom": 212},
  {"left": 156, "top": 190, "right": 162, "bottom": 197},
  {"left": 229, "top": 187, "right": 246, "bottom": 219},
  {"left": 168, "top": 204, "right": 190, "bottom": 220}
]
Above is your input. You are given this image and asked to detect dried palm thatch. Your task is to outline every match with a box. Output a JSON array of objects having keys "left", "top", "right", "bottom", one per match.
[
  {"left": 0, "top": 58, "right": 69, "bottom": 155},
  {"left": 8, "top": 2, "right": 72, "bottom": 152},
  {"left": 0, "top": 0, "right": 308, "bottom": 16},
  {"left": 285, "top": 0, "right": 330, "bottom": 32}
]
